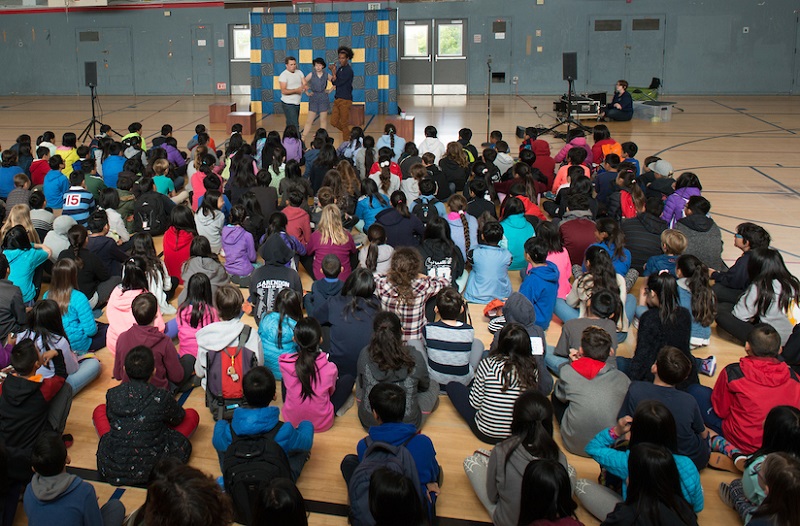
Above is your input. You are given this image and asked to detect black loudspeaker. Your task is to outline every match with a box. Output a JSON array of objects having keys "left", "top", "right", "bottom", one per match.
[
  {"left": 562, "top": 52, "right": 577, "bottom": 81},
  {"left": 85, "top": 62, "right": 97, "bottom": 87},
  {"left": 516, "top": 126, "right": 526, "bottom": 139}
]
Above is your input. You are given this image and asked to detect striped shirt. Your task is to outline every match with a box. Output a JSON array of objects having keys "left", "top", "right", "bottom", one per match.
[
  {"left": 374, "top": 274, "right": 448, "bottom": 342},
  {"left": 62, "top": 186, "right": 95, "bottom": 227},
  {"left": 424, "top": 321, "right": 476, "bottom": 386},
  {"left": 470, "top": 356, "right": 538, "bottom": 440}
]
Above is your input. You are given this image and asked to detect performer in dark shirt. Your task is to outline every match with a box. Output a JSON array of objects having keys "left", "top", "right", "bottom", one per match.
[
  {"left": 602, "top": 79, "right": 634, "bottom": 121},
  {"left": 330, "top": 46, "right": 355, "bottom": 142}
]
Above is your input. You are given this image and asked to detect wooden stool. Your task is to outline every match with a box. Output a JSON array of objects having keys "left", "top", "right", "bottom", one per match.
[
  {"left": 226, "top": 112, "right": 257, "bottom": 135},
  {"left": 386, "top": 115, "right": 415, "bottom": 143},
  {"left": 350, "top": 104, "right": 365, "bottom": 127},
  {"left": 209, "top": 102, "right": 236, "bottom": 124}
]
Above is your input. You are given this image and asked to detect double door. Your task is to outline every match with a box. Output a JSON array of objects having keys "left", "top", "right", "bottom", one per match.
[{"left": 398, "top": 19, "right": 467, "bottom": 95}]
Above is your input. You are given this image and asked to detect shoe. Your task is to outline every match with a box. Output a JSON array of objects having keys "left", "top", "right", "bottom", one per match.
[
  {"left": 708, "top": 452, "right": 741, "bottom": 473},
  {"left": 336, "top": 394, "right": 355, "bottom": 417},
  {"left": 734, "top": 455, "right": 749, "bottom": 472},
  {"left": 700, "top": 355, "right": 717, "bottom": 377},
  {"left": 719, "top": 482, "right": 735, "bottom": 509}
]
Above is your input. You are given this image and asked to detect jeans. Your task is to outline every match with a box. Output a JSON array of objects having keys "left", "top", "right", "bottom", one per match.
[
  {"left": 686, "top": 383, "right": 723, "bottom": 434},
  {"left": 605, "top": 108, "right": 632, "bottom": 121},
  {"left": 553, "top": 298, "right": 579, "bottom": 324},
  {"left": 66, "top": 358, "right": 101, "bottom": 395},
  {"left": 283, "top": 103, "right": 301, "bottom": 131},
  {"left": 544, "top": 345, "right": 569, "bottom": 376}
]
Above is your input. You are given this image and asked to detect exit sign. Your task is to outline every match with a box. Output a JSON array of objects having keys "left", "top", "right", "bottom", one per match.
[{"left": 216, "top": 82, "right": 227, "bottom": 90}]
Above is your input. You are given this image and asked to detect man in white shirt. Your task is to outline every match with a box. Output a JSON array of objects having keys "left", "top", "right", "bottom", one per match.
[{"left": 279, "top": 56, "right": 306, "bottom": 131}]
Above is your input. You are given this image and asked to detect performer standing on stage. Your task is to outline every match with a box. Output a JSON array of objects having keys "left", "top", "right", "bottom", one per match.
[{"left": 329, "top": 46, "right": 355, "bottom": 142}]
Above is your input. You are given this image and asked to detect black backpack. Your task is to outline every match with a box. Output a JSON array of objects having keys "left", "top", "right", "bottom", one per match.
[
  {"left": 412, "top": 197, "right": 440, "bottom": 225},
  {"left": 223, "top": 423, "right": 292, "bottom": 525},
  {"left": 134, "top": 192, "right": 168, "bottom": 236}
]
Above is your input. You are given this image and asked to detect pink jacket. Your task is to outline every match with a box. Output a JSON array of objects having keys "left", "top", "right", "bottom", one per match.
[
  {"left": 554, "top": 137, "right": 593, "bottom": 166},
  {"left": 279, "top": 352, "right": 338, "bottom": 432},
  {"left": 105, "top": 287, "right": 165, "bottom": 355},
  {"left": 177, "top": 304, "right": 219, "bottom": 358}
]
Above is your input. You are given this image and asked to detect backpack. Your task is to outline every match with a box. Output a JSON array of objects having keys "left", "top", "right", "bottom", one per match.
[
  {"left": 223, "top": 423, "right": 292, "bottom": 525},
  {"left": 620, "top": 190, "right": 637, "bottom": 219},
  {"left": 601, "top": 141, "right": 623, "bottom": 161},
  {"left": 134, "top": 192, "right": 168, "bottom": 236},
  {"left": 412, "top": 197, "right": 440, "bottom": 225},
  {"left": 205, "top": 326, "right": 258, "bottom": 421},
  {"left": 347, "top": 437, "right": 423, "bottom": 526}
]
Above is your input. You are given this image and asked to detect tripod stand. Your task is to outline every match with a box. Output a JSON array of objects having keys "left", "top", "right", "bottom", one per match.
[
  {"left": 540, "top": 77, "right": 593, "bottom": 141},
  {"left": 486, "top": 56, "right": 492, "bottom": 143},
  {"left": 78, "top": 84, "right": 117, "bottom": 143}
]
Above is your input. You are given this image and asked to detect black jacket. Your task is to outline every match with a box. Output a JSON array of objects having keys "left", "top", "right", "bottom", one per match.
[
  {"left": 711, "top": 251, "right": 750, "bottom": 290},
  {"left": 97, "top": 381, "right": 191, "bottom": 486},
  {"left": 375, "top": 208, "right": 424, "bottom": 248},
  {"left": 87, "top": 235, "right": 128, "bottom": 277},
  {"left": 630, "top": 307, "right": 697, "bottom": 390},
  {"left": 602, "top": 500, "right": 698, "bottom": 526},
  {"left": 0, "top": 350, "right": 67, "bottom": 481},
  {"left": 0, "top": 279, "right": 25, "bottom": 340},
  {"left": 426, "top": 165, "right": 451, "bottom": 201},
  {"left": 58, "top": 248, "right": 110, "bottom": 299},
  {"left": 439, "top": 158, "right": 470, "bottom": 192},
  {"left": 418, "top": 239, "right": 464, "bottom": 283},
  {"left": 621, "top": 213, "right": 669, "bottom": 270}
]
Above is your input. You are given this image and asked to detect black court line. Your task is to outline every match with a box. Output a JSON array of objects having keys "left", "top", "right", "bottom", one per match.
[
  {"left": 68, "top": 466, "right": 492, "bottom": 525},
  {"left": 749, "top": 166, "right": 800, "bottom": 197},
  {"left": 712, "top": 212, "right": 800, "bottom": 229},
  {"left": 710, "top": 99, "right": 797, "bottom": 135},
  {"left": 177, "top": 389, "right": 193, "bottom": 407},
  {"left": 653, "top": 126, "right": 800, "bottom": 158},
  {"left": 363, "top": 113, "right": 376, "bottom": 135}
]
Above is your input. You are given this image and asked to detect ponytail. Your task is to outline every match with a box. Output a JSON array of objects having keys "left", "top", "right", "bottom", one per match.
[
  {"left": 364, "top": 224, "right": 386, "bottom": 272},
  {"left": 678, "top": 255, "right": 717, "bottom": 327},
  {"left": 67, "top": 225, "right": 87, "bottom": 270},
  {"left": 379, "top": 160, "right": 392, "bottom": 194},
  {"left": 365, "top": 244, "right": 379, "bottom": 272},
  {"left": 293, "top": 318, "right": 322, "bottom": 402},
  {"left": 459, "top": 211, "right": 471, "bottom": 253}
]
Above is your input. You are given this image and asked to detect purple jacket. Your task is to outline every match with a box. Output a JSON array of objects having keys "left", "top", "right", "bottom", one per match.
[
  {"left": 662, "top": 187, "right": 702, "bottom": 227},
  {"left": 159, "top": 144, "right": 186, "bottom": 168},
  {"left": 221, "top": 225, "right": 256, "bottom": 277}
]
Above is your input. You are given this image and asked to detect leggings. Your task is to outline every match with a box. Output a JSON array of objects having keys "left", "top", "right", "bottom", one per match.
[{"left": 445, "top": 382, "right": 504, "bottom": 445}]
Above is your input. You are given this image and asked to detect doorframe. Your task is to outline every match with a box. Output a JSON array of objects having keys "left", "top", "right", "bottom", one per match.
[
  {"left": 74, "top": 27, "right": 135, "bottom": 95},
  {"left": 229, "top": 23, "right": 250, "bottom": 96},
  {"left": 190, "top": 24, "right": 215, "bottom": 96}
]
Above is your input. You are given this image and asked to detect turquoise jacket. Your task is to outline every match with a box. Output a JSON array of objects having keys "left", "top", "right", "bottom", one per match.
[
  {"left": 258, "top": 312, "right": 297, "bottom": 381},
  {"left": 500, "top": 214, "right": 535, "bottom": 271},
  {"left": 43, "top": 289, "right": 97, "bottom": 353}
]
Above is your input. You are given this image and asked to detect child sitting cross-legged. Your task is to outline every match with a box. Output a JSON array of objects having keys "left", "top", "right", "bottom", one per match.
[
  {"left": 463, "top": 220, "right": 512, "bottom": 304},
  {"left": 213, "top": 366, "right": 314, "bottom": 481},
  {"left": 410, "top": 287, "right": 484, "bottom": 389},
  {"left": 221, "top": 204, "right": 258, "bottom": 287},
  {"left": 552, "top": 326, "right": 630, "bottom": 457},
  {"left": 303, "top": 253, "right": 344, "bottom": 318},
  {"left": 94, "top": 346, "right": 199, "bottom": 486},
  {"left": 341, "top": 382, "right": 442, "bottom": 512},
  {"left": 519, "top": 236, "right": 560, "bottom": 331},
  {"left": 279, "top": 317, "right": 356, "bottom": 432},
  {"left": 114, "top": 292, "right": 193, "bottom": 392},
  {"left": 24, "top": 433, "right": 126, "bottom": 526},
  {"left": 643, "top": 228, "right": 687, "bottom": 277}
]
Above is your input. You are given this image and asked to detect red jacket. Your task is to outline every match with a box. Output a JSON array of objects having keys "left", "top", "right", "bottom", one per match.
[
  {"left": 163, "top": 227, "right": 194, "bottom": 282},
  {"left": 531, "top": 140, "right": 557, "bottom": 188},
  {"left": 712, "top": 356, "right": 800, "bottom": 454},
  {"left": 559, "top": 213, "right": 597, "bottom": 266},
  {"left": 29, "top": 159, "right": 50, "bottom": 187}
]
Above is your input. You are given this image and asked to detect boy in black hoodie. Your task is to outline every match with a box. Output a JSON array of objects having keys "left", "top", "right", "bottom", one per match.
[
  {"left": 303, "top": 254, "right": 343, "bottom": 318},
  {"left": 0, "top": 339, "right": 72, "bottom": 483},
  {"left": 250, "top": 234, "right": 303, "bottom": 323}
]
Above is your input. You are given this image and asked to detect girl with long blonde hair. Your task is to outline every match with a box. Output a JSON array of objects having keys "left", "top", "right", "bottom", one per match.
[
  {"left": 1, "top": 204, "right": 40, "bottom": 243},
  {"left": 304, "top": 204, "right": 358, "bottom": 281}
]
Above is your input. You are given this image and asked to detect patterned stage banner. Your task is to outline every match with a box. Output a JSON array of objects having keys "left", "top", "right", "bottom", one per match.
[{"left": 250, "top": 10, "right": 398, "bottom": 117}]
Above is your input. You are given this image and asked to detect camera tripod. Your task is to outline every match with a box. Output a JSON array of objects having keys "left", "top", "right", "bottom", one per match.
[{"left": 540, "top": 77, "right": 594, "bottom": 141}]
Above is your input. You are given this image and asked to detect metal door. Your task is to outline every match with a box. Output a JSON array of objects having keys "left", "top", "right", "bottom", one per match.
[
  {"left": 398, "top": 20, "right": 433, "bottom": 95},
  {"left": 191, "top": 25, "right": 215, "bottom": 95},
  {"left": 398, "top": 19, "right": 467, "bottom": 95},
  {"left": 587, "top": 15, "right": 666, "bottom": 93},
  {"left": 433, "top": 19, "right": 467, "bottom": 95},
  {"left": 75, "top": 28, "right": 134, "bottom": 95},
  {"left": 229, "top": 24, "right": 250, "bottom": 95}
]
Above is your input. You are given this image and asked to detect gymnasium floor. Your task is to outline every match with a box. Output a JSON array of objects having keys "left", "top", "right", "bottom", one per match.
[{"left": 1, "top": 93, "right": 800, "bottom": 525}]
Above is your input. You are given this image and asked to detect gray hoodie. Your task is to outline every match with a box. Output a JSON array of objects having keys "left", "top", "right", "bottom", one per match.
[
  {"left": 195, "top": 317, "right": 263, "bottom": 389},
  {"left": 42, "top": 216, "right": 77, "bottom": 262},
  {"left": 489, "top": 292, "right": 554, "bottom": 396},
  {"left": 195, "top": 210, "right": 225, "bottom": 253},
  {"left": 29, "top": 472, "right": 76, "bottom": 501},
  {"left": 177, "top": 256, "right": 230, "bottom": 305}
]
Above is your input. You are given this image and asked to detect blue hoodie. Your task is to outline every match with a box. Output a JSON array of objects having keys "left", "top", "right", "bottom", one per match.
[
  {"left": 258, "top": 312, "right": 298, "bottom": 381},
  {"left": 24, "top": 474, "right": 106, "bottom": 526},
  {"left": 518, "top": 261, "right": 560, "bottom": 330},
  {"left": 212, "top": 405, "right": 313, "bottom": 456},
  {"left": 587, "top": 242, "right": 632, "bottom": 276},
  {"left": 356, "top": 422, "right": 439, "bottom": 494},
  {"left": 463, "top": 244, "right": 512, "bottom": 303}
]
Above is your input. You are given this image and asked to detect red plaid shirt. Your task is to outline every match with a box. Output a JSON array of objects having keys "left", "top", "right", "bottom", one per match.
[{"left": 374, "top": 274, "right": 448, "bottom": 342}]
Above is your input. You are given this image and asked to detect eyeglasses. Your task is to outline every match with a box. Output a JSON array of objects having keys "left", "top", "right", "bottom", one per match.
[{"left": 735, "top": 234, "right": 743, "bottom": 239}]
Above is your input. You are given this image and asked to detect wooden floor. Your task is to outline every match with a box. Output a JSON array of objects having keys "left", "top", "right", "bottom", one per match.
[{"left": 2, "top": 94, "right": 800, "bottom": 525}]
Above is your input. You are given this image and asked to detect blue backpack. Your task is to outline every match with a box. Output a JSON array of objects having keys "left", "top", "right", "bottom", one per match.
[{"left": 347, "top": 437, "right": 423, "bottom": 526}]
